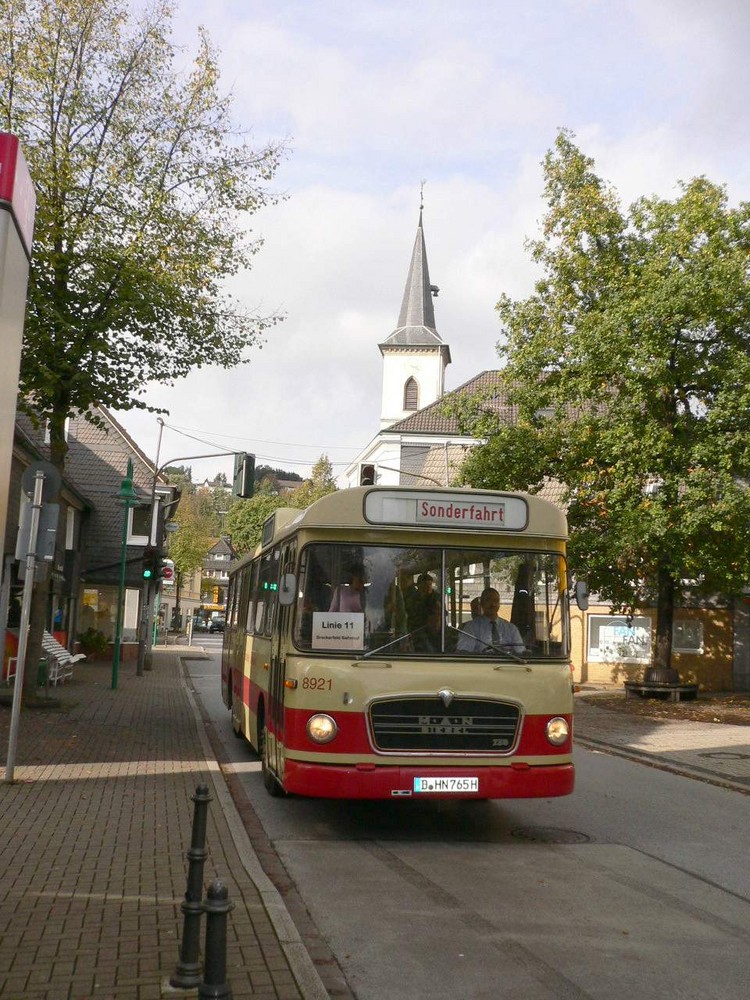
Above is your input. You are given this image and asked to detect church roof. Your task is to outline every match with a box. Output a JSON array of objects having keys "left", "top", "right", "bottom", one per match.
[
  {"left": 384, "top": 370, "right": 512, "bottom": 435},
  {"left": 379, "top": 210, "right": 451, "bottom": 361}
]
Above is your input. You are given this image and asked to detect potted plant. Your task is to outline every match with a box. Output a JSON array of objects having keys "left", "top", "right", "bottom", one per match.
[{"left": 78, "top": 627, "right": 109, "bottom": 658}]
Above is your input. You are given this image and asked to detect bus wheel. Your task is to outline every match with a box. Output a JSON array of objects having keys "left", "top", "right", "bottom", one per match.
[
  {"left": 260, "top": 718, "right": 285, "bottom": 798},
  {"left": 229, "top": 679, "right": 243, "bottom": 739}
]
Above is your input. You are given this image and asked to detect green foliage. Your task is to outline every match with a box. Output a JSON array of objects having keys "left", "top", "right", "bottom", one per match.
[
  {"left": 291, "top": 455, "right": 337, "bottom": 508},
  {"left": 457, "top": 131, "right": 750, "bottom": 666},
  {"left": 0, "top": 0, "right": 286, "bottom": 466},
  {"left": 164, "top": 466, "right": 194, "bottom": 494},
  {"left": 224, "top": 491, "right": 289, "bottom": 555},
  {"left": 167, "top": 492, "right": 216, "bottom": 577},
  {"left": 78, "top": 628, "right": 109, "bottom": 656},
  {"left": 225, "top": 454, "right": 337, "bottom": 554}
]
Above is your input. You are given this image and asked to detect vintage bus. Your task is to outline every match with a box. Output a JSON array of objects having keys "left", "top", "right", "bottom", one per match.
[{"left": 221, "top": 487, "right": 576, "bottom": 800}]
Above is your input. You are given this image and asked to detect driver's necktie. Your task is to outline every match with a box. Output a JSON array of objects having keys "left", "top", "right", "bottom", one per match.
[{"left": 491, "top": 620, "right": 500, "bottom": 644}]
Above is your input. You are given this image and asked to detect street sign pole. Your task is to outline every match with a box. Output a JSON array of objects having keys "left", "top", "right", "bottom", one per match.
[{"left": 5, "top": 471, "right": 44, "bottom": 783}]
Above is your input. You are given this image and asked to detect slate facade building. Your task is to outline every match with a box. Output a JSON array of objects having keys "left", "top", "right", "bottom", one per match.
[{"left": 1, "top": 406, "right": 174, "bottom": 673}]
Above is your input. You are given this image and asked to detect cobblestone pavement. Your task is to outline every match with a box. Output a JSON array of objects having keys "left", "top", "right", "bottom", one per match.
[
  {"left": 574, "top": 690, "right": 750, "bottom": 793},
  {"left": 0, "top": 652, "right": 331, "bottom": 1000}
]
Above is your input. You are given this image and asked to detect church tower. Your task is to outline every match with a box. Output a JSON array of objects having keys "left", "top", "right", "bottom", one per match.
[{"left": 379, "top": 208, "right": 451, "bottom": 428}]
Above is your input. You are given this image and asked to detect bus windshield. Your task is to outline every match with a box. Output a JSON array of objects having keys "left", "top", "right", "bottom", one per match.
[{"left": 293, "top": 543, "right": 568, "bottom": 659}]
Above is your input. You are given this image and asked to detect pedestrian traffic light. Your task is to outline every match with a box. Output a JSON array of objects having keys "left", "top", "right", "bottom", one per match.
[
  {"left": 233, "top": 452, "right": 255, "bottom": 498},
  {"left": 142, "top": 546, "right": 158, "bottom": 580},
  {"left": 360, "top": 463, "right": 376, "bottom": 486}
]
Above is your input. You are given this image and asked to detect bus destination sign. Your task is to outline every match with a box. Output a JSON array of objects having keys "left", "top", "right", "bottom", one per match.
[{"left": 364, "top": 490, "right": 528, "bottom": 531}]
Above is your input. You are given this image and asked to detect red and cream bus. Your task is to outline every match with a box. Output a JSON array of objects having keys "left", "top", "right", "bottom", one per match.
[{"left": 221, "top": 487, "right": 576, "bottom": 800}]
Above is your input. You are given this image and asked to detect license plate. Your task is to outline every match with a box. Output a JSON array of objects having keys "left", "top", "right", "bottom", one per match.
[{"left": 413, "top": 777, "right": 479, "bottom": 793}]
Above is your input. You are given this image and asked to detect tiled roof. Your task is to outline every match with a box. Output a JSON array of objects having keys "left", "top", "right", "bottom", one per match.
[{"left": 385, "top": 370, "right": 513, "bottom": 435}]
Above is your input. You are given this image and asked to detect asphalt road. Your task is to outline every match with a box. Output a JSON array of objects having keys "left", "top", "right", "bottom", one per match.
[{"left": 186, "top": 648, "right": 750, "bottom": 1000}]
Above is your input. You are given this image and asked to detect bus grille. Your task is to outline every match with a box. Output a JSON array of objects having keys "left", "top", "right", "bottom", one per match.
[{"left": 369, "top": 698, "right": 521, "bottom": 753}]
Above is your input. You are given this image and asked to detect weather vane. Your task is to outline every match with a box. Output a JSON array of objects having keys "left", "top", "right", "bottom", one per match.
[{"left": 420, "top": 179, "right": 426, "bottom": 211}]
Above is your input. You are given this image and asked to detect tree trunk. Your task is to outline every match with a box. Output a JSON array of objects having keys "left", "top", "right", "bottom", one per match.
[{"left": 646, "top": 565, "right": 679, "bottom": 683}]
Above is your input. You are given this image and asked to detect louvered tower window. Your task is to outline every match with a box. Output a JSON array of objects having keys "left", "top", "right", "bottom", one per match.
[{"left": 403, "top": 377, "right": 419, "bottom": 410}]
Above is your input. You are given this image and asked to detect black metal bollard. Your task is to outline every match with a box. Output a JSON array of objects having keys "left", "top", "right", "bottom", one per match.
[
  {"left": 198, "top": 879, "right": 234, "bottom": 1000},
  {"left": 170, "top": 784, "right": 212, "bottom": 989}
]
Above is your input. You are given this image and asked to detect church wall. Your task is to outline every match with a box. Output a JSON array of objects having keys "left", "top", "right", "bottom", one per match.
[{"left": 380, "top": 350, "right": 445, "bottom": 428}]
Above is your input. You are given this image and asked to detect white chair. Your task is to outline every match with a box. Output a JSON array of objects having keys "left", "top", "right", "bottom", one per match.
[
  {"left": 41, "top": 631, "right": 86, "bottom": 686},
  {"left": 4, "top": 657, "right": 17, "bottom": 685}
]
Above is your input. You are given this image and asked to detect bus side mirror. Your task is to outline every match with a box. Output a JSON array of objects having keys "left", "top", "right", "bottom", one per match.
[
  {"left": 574, "top": 580, "right": 589, "bottom": 611},
  {"left": 278, "top": 573, "right": 296, "bottom": 606}
]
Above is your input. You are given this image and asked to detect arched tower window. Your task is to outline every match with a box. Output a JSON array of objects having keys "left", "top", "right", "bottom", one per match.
[{"left": 403, "top": 377, "right": 419, "bottom": 411}]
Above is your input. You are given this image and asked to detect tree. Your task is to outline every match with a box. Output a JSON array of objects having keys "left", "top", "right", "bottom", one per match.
[
  {"left": 224, "top": 490, "right": 288, "bottom": 556},
  {"left": 1, "top": 0, "right": 284, "bottom": 698},
  {"left": 224, "top": 456, "right": 337, "bottom": 555},
  {"left": 291, "top": 454, "right": 337, "bottom": 508},
  {"left": 455, "top": 131, "right": 750, "bottom": 676},
  {"left": 0, "top": 0, "right": 285, "bottom": 467},
  {"left": 163, "top": 466, "right": 194, "bottom": 494},
  {"left": 166, "top": 491, "right": 215, "bottom": 621}
]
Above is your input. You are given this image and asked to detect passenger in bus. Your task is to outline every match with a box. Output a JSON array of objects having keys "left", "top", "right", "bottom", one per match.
[
  {"left": 329, "top": 564, "right": 367, "bottom": 612},
  {"left": 456, "top": 587, "right": 525, "bottom": 653},
  {"left": 406, "top": 572, "right": 437, "bottom": 630},
  {"left": 470, "top": 596, "right": 481, "bottom": 619},
  {"left": 412, "top": 595, "right": 444, "bottom": 654}
]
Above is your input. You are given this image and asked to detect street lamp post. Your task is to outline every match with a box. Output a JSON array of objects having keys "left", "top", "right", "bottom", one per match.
[{"left": 112, "top": 459, "right": 141, "bottom": 690}]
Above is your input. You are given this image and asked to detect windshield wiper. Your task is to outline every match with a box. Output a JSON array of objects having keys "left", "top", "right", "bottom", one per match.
[
  {"left": 447, "top": 624, "right": 527, "bottom": 664},
  {"left": 357, "top": 626, "right": 431, "bottom": 659}
]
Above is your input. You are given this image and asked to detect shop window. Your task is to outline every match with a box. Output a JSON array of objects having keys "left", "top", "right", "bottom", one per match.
[{"left": 587, "top": 614, "right": 652, "bottom": 664}]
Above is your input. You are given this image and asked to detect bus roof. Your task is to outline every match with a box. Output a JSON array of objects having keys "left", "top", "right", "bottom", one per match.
[{"left": 235, "top": 487, "right": 567, "bottom": 569}]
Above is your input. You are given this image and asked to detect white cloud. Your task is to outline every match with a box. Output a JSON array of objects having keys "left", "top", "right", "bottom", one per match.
[{"left": 116, "top": 0, "right": 750, "bottom": 485}]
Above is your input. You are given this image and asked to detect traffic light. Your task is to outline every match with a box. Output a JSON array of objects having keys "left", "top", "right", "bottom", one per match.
[
  {"left": 142, "top": 546, "right": 158, "bottom": 580},
  {"left": 233, "top": 452, "right": 256, "bottom": 498},
  {"left": 360, "top": 463, "right": 376, "bottom": 486}
]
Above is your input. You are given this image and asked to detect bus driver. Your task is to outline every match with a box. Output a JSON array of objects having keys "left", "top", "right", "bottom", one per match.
[{"left": 456, "top": 587, "right": 525, "bottom": 654}]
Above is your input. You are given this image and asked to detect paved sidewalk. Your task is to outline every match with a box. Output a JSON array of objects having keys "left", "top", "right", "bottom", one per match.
[
  {"left": 0, "top": 651, "right": 330, "bottom": 1000},
  {"left": 575, "top": 690, "right": 750, "bottom": 793},
  {"left": 1, "top": 660, "right": 747, "bottom": 1000}
]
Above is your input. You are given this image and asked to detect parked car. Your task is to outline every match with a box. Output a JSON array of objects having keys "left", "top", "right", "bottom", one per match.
[
  {"left": 209, "top": 617, "right": 225, "bottom": 633},
  {"left": 192, "top": 617, "right": 209, "bottom": 632}
]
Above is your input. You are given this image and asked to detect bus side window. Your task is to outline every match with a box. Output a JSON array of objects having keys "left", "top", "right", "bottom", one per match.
[{"left": 246, "top": 559, "right": 260, "bottom": 634}]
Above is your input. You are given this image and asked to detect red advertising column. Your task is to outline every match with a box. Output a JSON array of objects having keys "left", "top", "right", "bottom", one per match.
[{"left": 0, "top": 133, "right": 36, "bottom": 553}]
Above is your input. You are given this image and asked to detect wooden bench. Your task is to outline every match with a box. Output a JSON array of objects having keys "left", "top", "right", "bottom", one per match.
[{"left": 624, "top": 681, "right": 698, "bottom": 702}]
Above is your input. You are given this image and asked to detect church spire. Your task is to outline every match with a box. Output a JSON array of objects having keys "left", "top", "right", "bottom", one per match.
[
  {"left": 378, "top": 199, "right": 451, "bottom": 429},
  {"left": 380, "top": 203, "right": 446, "bottom": 349},
  {"left": 396, "top": 207, "right": 437, "bottom": 332}
]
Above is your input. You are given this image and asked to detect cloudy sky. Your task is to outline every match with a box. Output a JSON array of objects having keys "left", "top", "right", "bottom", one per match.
[{"left": 115, "top": 0, "right": 750, "bottom": 485}]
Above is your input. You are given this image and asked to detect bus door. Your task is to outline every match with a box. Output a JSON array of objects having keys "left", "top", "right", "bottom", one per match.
[{"left": 267, "top": 541, "right": 296, "bottom": 778}]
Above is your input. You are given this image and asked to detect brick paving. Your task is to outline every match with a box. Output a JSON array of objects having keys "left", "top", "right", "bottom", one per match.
[{"left": 0, "top": 652, "right": 325, "bottom": 1000}]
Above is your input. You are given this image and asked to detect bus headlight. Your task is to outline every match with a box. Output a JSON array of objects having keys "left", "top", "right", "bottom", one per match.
[
  {"left": 306, "top": 714, "right": 338, "bottom": 744},
  {"left": 546, "top": 717, "right": 570, "bottom": 746}
]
